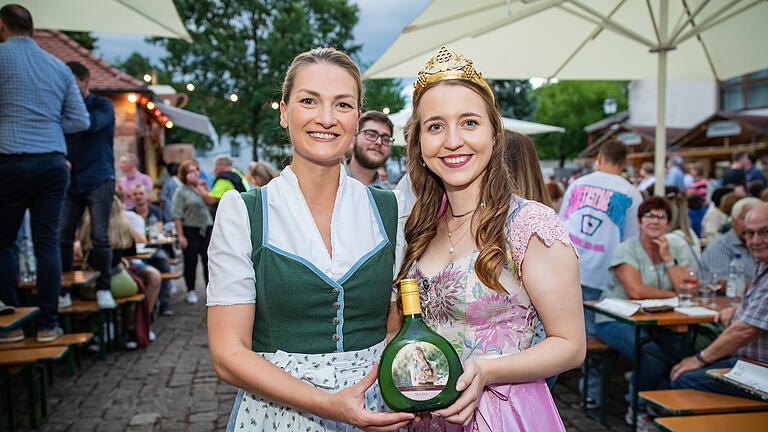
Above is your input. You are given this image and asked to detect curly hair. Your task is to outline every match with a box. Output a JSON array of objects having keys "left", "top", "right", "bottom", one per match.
[{"left": 397, "top": 79, "right": 514, "bottom": 293}]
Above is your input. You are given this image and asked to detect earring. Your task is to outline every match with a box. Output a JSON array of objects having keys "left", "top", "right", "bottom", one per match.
[{"left": 421, "top": 161, "right": 426, "bottom": 167}]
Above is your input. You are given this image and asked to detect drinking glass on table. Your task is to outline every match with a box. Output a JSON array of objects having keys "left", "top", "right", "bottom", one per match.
[
  {"left": 705, "top": 272, "right": 723, "bottom": 307},
  {"left": 679, "top": 271, "right": 698, "bottom": 307}
]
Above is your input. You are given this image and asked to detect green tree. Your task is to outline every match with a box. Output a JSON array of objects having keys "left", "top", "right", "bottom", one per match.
[
  {"left": 63, "top": 31, "right": 97, "bottom": 51},
  {"left": 489, "top": 79, "right": 535, "bottom": 120},
  {"left": 114, "top": 52, "right": 173, "bottom": 84},
  {"left": 151, "top": 0, "right": 361, "bottom": 160},
  {"left": 363, "top": 78, "right": 405, "bottom": 114},
  {"left": 532, "top": 80, "right": 627, "bottom": 164}
]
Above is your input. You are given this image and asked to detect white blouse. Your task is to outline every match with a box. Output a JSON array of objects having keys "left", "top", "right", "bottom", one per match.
[{"left": 206, "top": 166, "right": 409, "bottom": 306}]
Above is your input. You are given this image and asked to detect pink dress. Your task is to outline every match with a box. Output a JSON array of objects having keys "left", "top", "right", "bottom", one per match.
[{"left": 407, "top": 197, "right": 576, "bottom": 432}]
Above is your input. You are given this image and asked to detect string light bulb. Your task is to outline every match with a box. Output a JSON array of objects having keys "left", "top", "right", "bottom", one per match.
[
  {"left": 143, "top": 73, "right": 152, "bottom": 83},
  {"left": 382, "top": 107, "right": 390, "bottom": 115},
  {"left": 146, "top": 101, "right": 155, "bottom": 110},
  {"left": 127, "top": 94, "right": 138, "bottom": 103},
  {"left": 165, "top": 121, "right": 174, "bottom": 129},
  {"left": 229, "top": 93, "right": 239, "bottom": 102},
  {"left": 271, "top": 101, "right": 279, "bottom": 110},
  {"left": 186, "top": 83, "right": 195, "bottom": 91}
]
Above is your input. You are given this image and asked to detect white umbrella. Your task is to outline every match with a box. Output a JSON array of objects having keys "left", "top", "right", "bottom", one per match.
[
  {"left": 389, "top": 106, "right": 564, "bottom": 146},
  {"left": 365, "top": 0, "right": 768, "bottom": 195},
  {"left": 13, "top": 0, "right": 190, "bottom": 40}
]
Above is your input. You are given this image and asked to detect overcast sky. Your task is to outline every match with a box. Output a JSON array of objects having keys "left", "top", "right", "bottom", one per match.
[{"left": 94, "top": 0, "right": 431, "bottom": 71}]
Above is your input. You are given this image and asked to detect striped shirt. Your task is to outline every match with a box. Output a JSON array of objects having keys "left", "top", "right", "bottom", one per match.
[
  {"left": 734, "top": 264, "right": 768, "bottom": 362},
  {"left": 0, "top": 36, "right": 89, "bottom": 155}
]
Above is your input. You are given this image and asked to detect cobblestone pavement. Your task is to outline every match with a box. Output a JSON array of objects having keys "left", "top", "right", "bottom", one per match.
[{"left": 8, "top": 268, "right": 635, "bottom": 431}]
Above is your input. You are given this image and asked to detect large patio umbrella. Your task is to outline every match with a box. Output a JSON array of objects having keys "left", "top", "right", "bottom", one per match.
[
  {"left": 389, "top": 106, "right": 565, "bottom": 146},
  {"left": 365, "top": 0, "right": 768, "bottom": 195},
  {"left": 11, "top": 0, "right": 190, "bottom": 39}
]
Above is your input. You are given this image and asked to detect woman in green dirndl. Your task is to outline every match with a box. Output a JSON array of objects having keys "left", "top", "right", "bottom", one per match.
[{"left": 206, "top": 48, "right": 415, "bottom": 432}]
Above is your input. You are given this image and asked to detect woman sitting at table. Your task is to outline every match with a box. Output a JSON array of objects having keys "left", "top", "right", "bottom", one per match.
[{"left": 595, "top": 196, "right": 691, "bottom": 421}]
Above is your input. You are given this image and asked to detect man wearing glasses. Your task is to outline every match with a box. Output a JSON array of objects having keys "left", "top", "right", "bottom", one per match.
[
  {"left": 670, "top": 203, "right": 768, "bottom": 394},
  {"left": 347, "top": 110, "right": 394, "bottom": 190}
]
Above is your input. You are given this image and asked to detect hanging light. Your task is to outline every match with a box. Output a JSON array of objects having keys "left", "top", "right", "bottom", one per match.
[
  {"left": 153, "top": 109, "right": 162, "bottom": 117},
  {"left": 146, "top": 101, "right": 156, "bottom": 110},
  {"left": 186, "top": 83, "right": 195, "bottom": 91},
  {"left": 143, "top": 73, "right": 152, "bottom": 83},
  {"left": 127, "top": 94, "right": 138, "bottom": 103},
  {"left": 229, "top": 93, "right": 239, "bottom": 102},
  {"left": 165, "top": 121, "right": 174, "bottom": 129},
  {"left": 271, "top": 101, "right": 279, "bottom": 110},
  {"left": 382, "top": 107, "right": 390, "bottom": 115}
]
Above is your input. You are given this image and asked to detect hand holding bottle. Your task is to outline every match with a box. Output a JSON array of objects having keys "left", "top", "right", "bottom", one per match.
[
  {"left": 326, "top": 362, "right": 414, "bottom": 431},
  {"left": 431, "top": 360, "right": 488, "bottom": 426}
]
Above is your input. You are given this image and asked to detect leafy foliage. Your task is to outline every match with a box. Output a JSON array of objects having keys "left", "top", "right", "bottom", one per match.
[
  {"left": 149, "top": 0, "right": 361, "bottom": 160},
  {"left": 363, "top": 78, "right": 406, "bottom": 114},
  {"left": 63, "top": 32, "right": 97, "bottom": 51},
  {"left": 488, "top": 79, "right": 535, "bottom": 120},
  {"left": 532, "top": 80, "right": 628, "bottom": 162}
]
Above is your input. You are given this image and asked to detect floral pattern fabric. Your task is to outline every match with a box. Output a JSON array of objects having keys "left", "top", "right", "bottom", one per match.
[{"left": 407, "top": 198, "right": 575, "bottom": 361}]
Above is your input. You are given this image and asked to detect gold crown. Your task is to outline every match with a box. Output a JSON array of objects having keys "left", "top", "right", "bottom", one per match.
[{"left": 413, "top": 46, "right": 493, "bottom": 102}]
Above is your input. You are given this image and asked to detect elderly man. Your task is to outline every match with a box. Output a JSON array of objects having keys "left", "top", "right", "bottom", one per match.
[
  {"left": 670, "top": 203, "right": 768, "bottom": 395},
  {"left": 200, "top": 155, "right": 249, "bottom": 216},
  {"left": 701, "top": 197, "right": 762, "bottom": 278}
]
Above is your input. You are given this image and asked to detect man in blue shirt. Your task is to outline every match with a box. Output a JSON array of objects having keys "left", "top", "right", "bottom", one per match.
[
  {"left": 666, "top": 156, "right": 686, "bottom": 191},
  {"left": 59, "top": 61, "right": 117, "bottom": 310},
  {"left": 0, "top": 4, "right": 89, "bottom": 343}
]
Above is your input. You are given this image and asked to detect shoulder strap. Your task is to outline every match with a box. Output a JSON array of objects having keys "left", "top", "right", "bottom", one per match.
[
  {"left": 367, "top": 186, "right": 398, "bottom": 246},
  {"left": 217, "top": 171, "right": 247, "bottom": 193},
  {"left": 239, "top": 187, "right": 263, "bottom": 249}
]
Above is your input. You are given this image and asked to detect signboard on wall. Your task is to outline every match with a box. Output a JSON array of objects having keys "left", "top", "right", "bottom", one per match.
[
  {"left": 617, "top": 132, "right": 642, "bottom": 145},
  {"left": 706, "top": 121, "right": 741, "bottom": 138},
  {"left": 163, "top": 144, "right": 195, "bottom": 163}
]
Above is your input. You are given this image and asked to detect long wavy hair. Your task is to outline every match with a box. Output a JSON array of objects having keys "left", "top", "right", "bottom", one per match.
[{"left": 397, "top": 80, "right": 514, "bottom": 293}]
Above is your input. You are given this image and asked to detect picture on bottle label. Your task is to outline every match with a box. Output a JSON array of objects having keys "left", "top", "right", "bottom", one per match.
[{"left": 391, "top": 342, "right": 449, "bottom": 401}]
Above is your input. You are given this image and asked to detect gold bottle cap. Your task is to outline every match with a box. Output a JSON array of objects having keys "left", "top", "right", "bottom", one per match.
[{"left": 400, "top": 279, "right": 421, "bottom": 315}]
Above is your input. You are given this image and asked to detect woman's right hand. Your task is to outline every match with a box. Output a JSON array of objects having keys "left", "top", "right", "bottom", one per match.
[
  {"left": 650, "top": 235, "right": 672, "bottom": 262},
  {"left": 178, "top": 235, "right": 188, "bottom": 249},
  {"left": 325, "top": 363, "right": 414, "bottom": 431}
]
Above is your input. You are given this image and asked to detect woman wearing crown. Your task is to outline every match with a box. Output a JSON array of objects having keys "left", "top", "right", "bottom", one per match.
[{"left": 396, "top": 47, "right": 585, "bottom": 431}]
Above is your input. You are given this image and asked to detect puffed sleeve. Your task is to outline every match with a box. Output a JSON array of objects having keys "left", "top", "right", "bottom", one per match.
[
  {"left": 506, "top": 200, "right": 578, "bottom": 279},
  {"left": 206, "top": 190, "right": 256, "bottom": 306}
]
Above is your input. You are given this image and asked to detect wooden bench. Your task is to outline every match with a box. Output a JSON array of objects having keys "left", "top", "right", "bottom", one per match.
[
  {"left": 17, "top": 271, "right": 100, "bottom": 296},
  {"left": 0, "top": 345, "right": 69, "bottom": 431},
  {"left": 0, "top": 307, "right": 38, "bottom": 331},
  {"left": 654, "top": 411, "right": 768, "bottom": 432},
  {"left": 160, "top": 272, "right": 182, "bottom": 281},
  {"left": 58, "top": 294, "right": 144, "bottom": 361},
  {"left": 640, "top": 389, "right": 768, "bottom": 416},
  {"left": 0, "top": 333, "right": 94, "bottom": 378},
  {"left": 582, "top": 336, "right": 618, "bottom": 425}
]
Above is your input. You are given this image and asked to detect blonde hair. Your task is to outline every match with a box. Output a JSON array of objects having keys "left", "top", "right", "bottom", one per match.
[
  {"left": 80, "top": 195, "right": 134, "bottom": 252},
  {"left": 398, "top": 80, "right": 513, "bottom": 293},
  {"left": 250, "top": 161, "right": 279, "bottom": 186},
  {"left": 282, "top": 47, "right": 363, "bottom": 108}
]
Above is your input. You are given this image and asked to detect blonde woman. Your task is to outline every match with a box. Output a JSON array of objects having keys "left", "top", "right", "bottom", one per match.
[{"left": 206, "top": 48, "right": 414, "bottom": 431}]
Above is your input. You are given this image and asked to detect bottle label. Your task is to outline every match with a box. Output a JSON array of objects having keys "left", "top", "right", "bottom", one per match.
[{"left": 391, "top": 341, "right": 448, "bottom": 401}]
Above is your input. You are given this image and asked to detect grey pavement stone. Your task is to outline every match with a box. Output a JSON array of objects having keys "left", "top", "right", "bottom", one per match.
[{"left": 129, "top": 412, "right": 161, "bottom": 426}]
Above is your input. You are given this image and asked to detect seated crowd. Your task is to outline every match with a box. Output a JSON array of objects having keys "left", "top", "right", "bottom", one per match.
[{"left": 558, "top": 145, "right": 768, "bottom": 428}]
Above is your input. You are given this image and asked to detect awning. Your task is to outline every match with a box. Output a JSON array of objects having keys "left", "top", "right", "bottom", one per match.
[
  {"left": 17, "top": 0, "right": 190, "bottom": 40},
  {"left": 157, "top": 103, "right": 218, "bottom": 145}
]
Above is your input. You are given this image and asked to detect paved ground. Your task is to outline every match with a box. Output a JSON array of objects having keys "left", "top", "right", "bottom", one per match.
[{"left": 7, "top": 267, "right": 635, "bottom": 431}]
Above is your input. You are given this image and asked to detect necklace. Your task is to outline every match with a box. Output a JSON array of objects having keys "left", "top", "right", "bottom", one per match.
[
  {"left": 451, "top": 208, "right": 476, "bottom": 218},
  {"left": 447, "top": 215, "right": 472, "bottom": 254}
]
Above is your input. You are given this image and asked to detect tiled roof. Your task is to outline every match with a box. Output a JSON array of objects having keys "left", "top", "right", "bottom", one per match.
[{"left": 32, "top": 30, "right": 146, "bottom": 92}]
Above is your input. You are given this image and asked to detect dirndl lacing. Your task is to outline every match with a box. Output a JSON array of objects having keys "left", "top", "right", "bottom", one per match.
[{"left": 227, "top": 340, "right": 388, "bottom": 432}]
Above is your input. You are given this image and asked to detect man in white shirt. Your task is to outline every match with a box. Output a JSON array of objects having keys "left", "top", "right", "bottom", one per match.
[{"left": 559, "top": 140, "right": 642, "bottom": 406}]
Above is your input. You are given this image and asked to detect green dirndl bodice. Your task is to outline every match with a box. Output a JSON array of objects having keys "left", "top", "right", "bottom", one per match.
[{"left": 227, "top": 185, "right": 398, "bottom": 431}]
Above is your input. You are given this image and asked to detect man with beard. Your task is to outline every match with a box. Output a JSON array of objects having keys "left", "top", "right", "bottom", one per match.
[{"left": 346, "top": 110, "right": 394, "bottom": 190}]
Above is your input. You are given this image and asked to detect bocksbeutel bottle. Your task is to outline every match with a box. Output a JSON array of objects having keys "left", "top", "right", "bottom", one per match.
[{"left": 378, "top": 279, "right": 463, "bottom": 412}]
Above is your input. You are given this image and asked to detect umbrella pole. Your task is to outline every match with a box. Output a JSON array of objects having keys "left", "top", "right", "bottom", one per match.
[{"left": 653, "top": 2, "right": 669, "bottom": 198}]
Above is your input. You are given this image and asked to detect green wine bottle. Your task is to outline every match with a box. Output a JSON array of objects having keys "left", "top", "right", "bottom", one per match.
[{"left": 378, "top": 279, "right": 463, "bottom": 412}]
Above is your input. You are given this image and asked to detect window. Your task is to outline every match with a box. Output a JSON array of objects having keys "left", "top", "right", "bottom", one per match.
[{"left": 720, "top": 68, "right": 768, "bottom": 111}]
